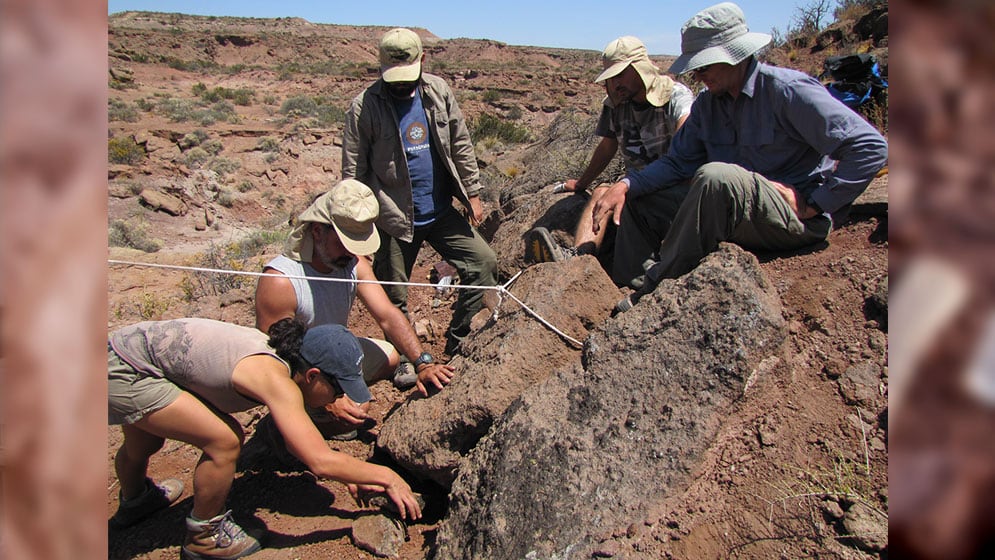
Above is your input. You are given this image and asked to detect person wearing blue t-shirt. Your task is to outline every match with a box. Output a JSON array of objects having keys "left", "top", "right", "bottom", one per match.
[{"left": 343, "top": 28, "right": 497, "bottom": 355}]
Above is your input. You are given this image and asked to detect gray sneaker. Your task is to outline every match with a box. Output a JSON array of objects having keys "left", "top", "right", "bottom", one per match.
[
  {"left": 110, "top": 477, "right": 184, "bottom": 529},
  {"left": 392, "top": 361, "right": 418, "bottom": 390},
  {"left": 183, "top": 510, "right": 261, "bottom": 559}
]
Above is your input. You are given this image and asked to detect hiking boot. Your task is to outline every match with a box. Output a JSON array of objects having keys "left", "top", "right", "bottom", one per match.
[
  {"left": 392, "top": 361, "right": 418, "bottom": 390},
  {"left": 525, "top": 226, "right": 571, "bottom": 263},
  {"left": 110, "top": 477, "right": 184, "bottom": 529},
  {"left": 182, "top": 510, "right": 261, "bottom": 560}
]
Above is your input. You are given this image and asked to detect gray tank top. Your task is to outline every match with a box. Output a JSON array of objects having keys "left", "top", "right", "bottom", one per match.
[
  {"left": 264, "top": 254, "right": 357, "bottom": 327},
  {"left": 109, "top": 318, "right": 287, "bottom": 413}
]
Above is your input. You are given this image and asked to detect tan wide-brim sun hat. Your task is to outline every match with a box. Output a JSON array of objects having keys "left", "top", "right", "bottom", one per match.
[
  {"left": 668, "top": 2, "right": 772, "bottom": 75},
  {"left": 594, "top": 36, "right": 675, "bottom": 107},
  {"left": 286, "top": 179, "right": 381, "bottom": 261},
  {"left": 379, "top": 27, "right": 423, "bottom": 83}
]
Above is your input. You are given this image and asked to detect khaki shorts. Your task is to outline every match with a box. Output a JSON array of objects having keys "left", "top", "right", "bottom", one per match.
[
  {"left": 107, "top": 347, "right": 181, "bottom": 426},
  {"left": 358, "top": 337, "right": 395, "bottom": 383}
]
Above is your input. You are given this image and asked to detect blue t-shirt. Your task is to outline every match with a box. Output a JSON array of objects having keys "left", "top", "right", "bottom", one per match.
[{"left": 393, "top": 87, "right": 446, "bottom": 226}]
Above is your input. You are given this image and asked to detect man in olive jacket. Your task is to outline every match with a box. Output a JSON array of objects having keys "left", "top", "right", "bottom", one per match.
[{"left": 342, "top": 27, "right": 497, "bottom": 355}]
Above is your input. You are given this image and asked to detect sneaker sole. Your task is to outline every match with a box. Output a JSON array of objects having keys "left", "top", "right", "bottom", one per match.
[{"left": 524, "top": 227, "right": 562, "bottom": 263}]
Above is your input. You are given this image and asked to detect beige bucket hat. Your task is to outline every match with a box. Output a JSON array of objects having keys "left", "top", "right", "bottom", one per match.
[
  {"left": 286, "top": 179, "right": 381, "bottom": 261},
  {"left": 594, "top": 36, "right": 675, "bottom": 107},
  {"left": 668, "top": 2, "right": 772, "bottom": 75},
  {"left": 379, "top": 28, "right": 423, "bottom": 83}
]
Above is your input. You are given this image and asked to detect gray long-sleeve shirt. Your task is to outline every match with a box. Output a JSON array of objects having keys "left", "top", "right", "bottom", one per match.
[{"left": 626, "top": 59, "right": 887, "bottom": 217}]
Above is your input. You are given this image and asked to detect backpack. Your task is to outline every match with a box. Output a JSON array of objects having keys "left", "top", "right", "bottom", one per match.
[{"left": 821, "top": 53, "right": 888, "bottom": 108}]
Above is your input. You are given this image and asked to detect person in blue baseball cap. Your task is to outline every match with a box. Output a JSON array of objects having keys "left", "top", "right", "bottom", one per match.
[{"left": 108, "top": 317, "right": 421, "bottom": 559}]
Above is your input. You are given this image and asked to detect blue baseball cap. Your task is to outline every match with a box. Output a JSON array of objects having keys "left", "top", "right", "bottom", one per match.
[{"left": 299, "top": 324, "right": 372, "bottom": 404}]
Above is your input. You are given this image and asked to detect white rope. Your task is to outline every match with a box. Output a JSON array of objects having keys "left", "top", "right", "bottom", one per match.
[{"left": 108, "top": 259, "right": 583, "bottom": 348}]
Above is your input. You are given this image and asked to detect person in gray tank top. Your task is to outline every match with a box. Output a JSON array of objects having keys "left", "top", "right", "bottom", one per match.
[
  {"left": 255, "top": 180, "right": 456, "bottom": 435},
  {"left": 108, "top": 317, "right": 422, "bottom": 559}
]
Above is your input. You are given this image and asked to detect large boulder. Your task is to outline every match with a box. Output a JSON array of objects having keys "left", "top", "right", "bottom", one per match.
[
  {"left": 434, "top": 243, "right": 785, "bottom": 559},
  {"left": 376, "top": 256, "right": 620, "bottom": 487}
]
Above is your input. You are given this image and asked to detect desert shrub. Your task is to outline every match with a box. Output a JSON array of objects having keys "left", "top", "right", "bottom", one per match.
[
  {"left": 482, "top": 89, "right": 502, "bottom": 103},
  {"left": 155, "top": 97, "right": 238, "bottom": 125},
  {"left": 108, "top": 98, "right": 139, "bottom": 122},
  {"left": 263, "top": 94, "right": 278, "bottom": 105},
  {"left": 471, "top": 113, "right": 532, "bottom": 144},
  {"left": 209, "top": 157, "right": 240, "bottom": 177},
  {"left": 256, "top": 136, "right": 280, "bottom": 152},
  {"left": 138, "top": 292, "right": 170, "bottom": 320},
  {"left": 179, "top": 129, "right": 209, "bottom": 149},
  {"left": 182, "top": 230, "right": 287, "bottom": 298},
  {"left": 314, "top": 104, "right": 345, "bottom": 126},
  {"left": 507, "top": 105, "right": 523, "bottom": 120},
  {"left": 197, "top": 100, "right": 238, "bottom": 125},
  {"left": 202, "top": 139, "right": 224, "bottom": 155},
  {"left": 237, "top": 179, "right": 255, "bottom": 192},
  {"left": 215, "top": 187, "right": 235, "bottom": 208},
  {"left": 200, "top": 86, "right": 255, "bottom": 106},
  {"left": 183, "top": 147, "right": 210, "bottom": 168},
  {"left": 108, "top": 218, "right": 162, "bottom": 252},
  {"left": 857, "top": 90, "right": 888, "bottom": 135},
  {"left": 279, "top": 95, "right": 318, "bottom": 117},
  {"left": 108, "top": 136, "right": 145, "bottom": 165},
  {"left": 163, "top": 56, "right": 219, "bottom": 73},
  {"left": 135, "top": 97, "right": 155, "bottom": 111},
  {"left": 155, "top": 97, "right": 196, "bottom": 122},
  {"left": 279, "top": 95, "right": 344, "bottom": 126},
  {"left": 192, "top": 82, "right": 208, "bottom": 96}
]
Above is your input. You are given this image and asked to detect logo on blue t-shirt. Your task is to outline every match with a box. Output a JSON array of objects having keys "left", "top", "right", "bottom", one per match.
[{"left": 406, "top": 122, "right": 427, "bottom": 148}]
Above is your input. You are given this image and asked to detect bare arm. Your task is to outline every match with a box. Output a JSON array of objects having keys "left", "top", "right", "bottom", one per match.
[
  {"left": 355, "top": 258, "right": 455, "bottom": 396},
  {"left": 565, "top": 137, "right": 619, "bottom": 193},
  {"left": 255, "top": 267, "right": 371, "bottom": 424},
  {"left": 233, "top": 357, "right": 421, "bottom": 519},
  {"left": 254, "top": 268, "right": 298, "bottom": 333}
]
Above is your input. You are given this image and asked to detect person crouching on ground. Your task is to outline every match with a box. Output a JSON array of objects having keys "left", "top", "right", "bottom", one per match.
[{"left": 108, "top": 317, "right": 422, "bottom": 559}]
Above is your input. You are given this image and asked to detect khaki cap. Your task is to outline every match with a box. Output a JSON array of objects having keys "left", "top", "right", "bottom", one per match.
[
  {"left": 286, "top": 179, "right": 381, "bottom": 261},
  {"left": 595, "top": 36, "right": 675, "bottom": 108},
  {"left": 379, "top": 28, "right": 423, "bottom": 83}
]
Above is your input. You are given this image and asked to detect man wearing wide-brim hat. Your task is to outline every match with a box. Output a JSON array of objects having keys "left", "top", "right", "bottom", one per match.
[
  {"left": 592, "top": 2, "right": 888, "bottom": 312},
  {"left": 524, "top": 35, "right": 694, "bottom": 273},
  {"left": 255, "top": 179, "right": 456, "bottom": 435}
]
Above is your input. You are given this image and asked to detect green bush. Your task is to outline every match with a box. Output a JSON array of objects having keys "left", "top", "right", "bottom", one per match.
[
  {"left": 183, "top": 147, "right": 209, "bottom": 168},
  {"left": 471, "top": 113, "right": 532, "bottom": 144},
  {"left": 482, "top": 89, "right": 502, "bottom": 103},
  {"left": 209, "top": 157, "right": 240, "bottom": 177},
  {"left": 216, "top": 187, "right": 235, "bottom": 208},
  {"left": 202, "top": 139, "right": 224, "bottom": 156},
  {"left": 256, "top": 136, "right": 280, "bottom": 152},
  {"left": 179, "top": 130, "right": 209, "bottom": 150},
  {"left": 279, "top": 96, "right": 344, "bottom": 126},
  {"left": 108, "top": 136, "right": 145, "bottom": 165},
  {"left": 108, "top": 219, "right": 162, "bottom": 252},
  {"left": 109, "top": 98, "right": 139, "bottom": 122}
]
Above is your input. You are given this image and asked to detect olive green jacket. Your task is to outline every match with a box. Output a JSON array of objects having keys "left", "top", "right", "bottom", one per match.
[{"left": 342, "top": 73, "right": 482, "bottom": 242}]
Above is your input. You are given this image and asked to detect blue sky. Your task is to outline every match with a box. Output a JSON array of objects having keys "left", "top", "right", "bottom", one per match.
[{"left": 107, "top": 0, "right": 813, "bottom": 55}]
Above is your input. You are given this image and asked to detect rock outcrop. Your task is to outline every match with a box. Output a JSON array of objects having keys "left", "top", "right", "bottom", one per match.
[
  {"left": 434, "top": 243, "right": 785, "bottom": 559},
  {"left": 376, "top": 256, "right": 620, "bottom": 487}
]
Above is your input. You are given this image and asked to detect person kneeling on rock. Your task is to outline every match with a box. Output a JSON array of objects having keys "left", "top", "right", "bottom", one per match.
[{"left": 108, "top": 317, "right": 421, "bottom": 559}]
